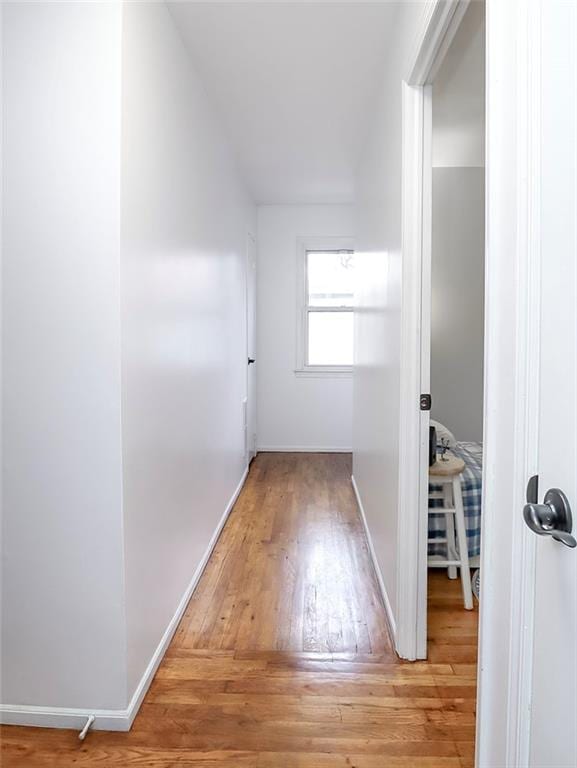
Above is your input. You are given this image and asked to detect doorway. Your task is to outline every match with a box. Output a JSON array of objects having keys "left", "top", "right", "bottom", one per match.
[
  {"left": 426, "top": 0, "right": 485, "bottom": 631},
  {"left": 397, "top": 0, "right": 486, "bottom": 663},
  {"left": 246, "top": 232, "right": 257, "bottom": 464},
  {"left": 425, "top": 3, "right": 485, "bottom": 688}
]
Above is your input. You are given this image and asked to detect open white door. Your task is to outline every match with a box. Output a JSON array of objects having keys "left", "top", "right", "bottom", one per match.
[
  {"left": 523, "top": 2, "right": 577, "bottom": 763},
  {"left": 478, "top": 0, "right": 577, "bottom": 764},
  {"left": 246, "top": 232, "right": 257, "bottom": 462}
]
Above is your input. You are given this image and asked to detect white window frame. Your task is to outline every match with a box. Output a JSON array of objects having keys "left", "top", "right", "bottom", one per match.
[{"left": 295, "top": 236, "right": 355, "bottom": 378}]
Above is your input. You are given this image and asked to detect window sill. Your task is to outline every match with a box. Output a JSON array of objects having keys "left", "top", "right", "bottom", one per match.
[{"left": 294, "top": 367, "right": 353, "bottom": 379}]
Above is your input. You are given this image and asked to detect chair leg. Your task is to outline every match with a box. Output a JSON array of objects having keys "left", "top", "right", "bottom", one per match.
[
  {"left": 453, "top": 476, "right": 473, "bottom": 610},
  {"left": 444, "top": 482, "right": 457, "bottom": 579}
]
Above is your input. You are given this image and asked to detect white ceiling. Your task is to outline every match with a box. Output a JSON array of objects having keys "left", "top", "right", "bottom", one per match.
[{"left": 168, "top": 2, "right": 396, "bottom": 204}]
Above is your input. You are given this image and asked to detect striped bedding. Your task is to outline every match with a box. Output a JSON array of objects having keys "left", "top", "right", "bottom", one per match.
[{"left": 428, "top": 441, "right": 483, "bottom": 558}]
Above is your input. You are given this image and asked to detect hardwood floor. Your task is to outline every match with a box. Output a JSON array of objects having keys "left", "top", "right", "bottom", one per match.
[{"left": 0, "top": 453, "right": 478, "bottom": 767}]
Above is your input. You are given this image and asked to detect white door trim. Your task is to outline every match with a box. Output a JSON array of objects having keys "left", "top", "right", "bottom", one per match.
[
  {"left": 406, "top": 0, "right": 471, "bottom": 86},
  {"left": 246, "top": 231, "right": 257, "bottom": 463},
  {"left": 397, "top": 80, "right": 430, "bottom": 662}
]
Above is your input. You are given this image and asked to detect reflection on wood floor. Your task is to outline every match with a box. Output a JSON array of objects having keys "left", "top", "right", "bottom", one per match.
[{"left": 0, "top": 452, "right": 478, "bottom": 767}]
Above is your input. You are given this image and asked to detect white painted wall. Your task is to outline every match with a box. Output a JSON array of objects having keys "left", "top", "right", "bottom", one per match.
[
  {"left": 430, "top": 1, "right": 485, "bottom": 441},
  {"left": 432, "top": 0, "right": 485, "bottom": 168},
  {"left": 1, "top": 1, "right": 126, "bottom": 710},
  {"left": 431, "top": 169, "right": 485, "bottom": 441},
  {"left": 121, "top": 0, "right": 255, "bottom": 700},
  {"left": 1, "top": 0, "right": 255, "bottom": 721},
  {"left": 352, "top": 3, "right": 427, "bottom": 626},
  {"left": 256, "top": 205, "right": 354, "bottom": 452}
]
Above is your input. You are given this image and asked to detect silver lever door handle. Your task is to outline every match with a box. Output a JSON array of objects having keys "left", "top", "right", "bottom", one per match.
[{"left": 523, "top": 488, "right": 577, "bottom": 548}]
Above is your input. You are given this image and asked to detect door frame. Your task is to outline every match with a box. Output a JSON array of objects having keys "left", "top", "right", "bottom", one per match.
[
  {"left": 245, "top": 231, "right": 257, "bottom": 464},
  {"left": 397, "top": 0, "right": 472, "bottom": 663},
  {"left": 398, "top": 0, "right": 541, "bottom": 764}
]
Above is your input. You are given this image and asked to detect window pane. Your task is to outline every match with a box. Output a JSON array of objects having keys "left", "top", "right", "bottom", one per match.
[
  {"left": 307, "top": 250, "right": 354, "bottom": 307},
  {"left": 307, "top": 311, "right": 353, "bottom": 366}
]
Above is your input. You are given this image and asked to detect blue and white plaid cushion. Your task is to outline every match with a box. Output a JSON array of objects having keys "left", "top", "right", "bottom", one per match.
[{"left": 428, "top": 441, "right": 483, "bottom": 558}]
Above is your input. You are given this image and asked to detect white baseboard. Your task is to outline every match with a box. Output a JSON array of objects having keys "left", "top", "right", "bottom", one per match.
[
  {"left": 0, "top": 467, "right": 249, "bottom": 732},
  {"left": 257, "top": 445, "right": 352, "bottom": 453},
  {"left": 351, "top": 474, "right": 397, "bottom": 642},
  {"left": 0, "top": 704, "right": 129, "bottom": 732}
]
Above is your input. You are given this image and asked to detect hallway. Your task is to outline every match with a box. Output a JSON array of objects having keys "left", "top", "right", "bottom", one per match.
[
  {"left": 175, "top": 453, "right": 390, "bottom": 654},
  {"left": 1, "top": 454, "right": 477, "bottom": 767}
]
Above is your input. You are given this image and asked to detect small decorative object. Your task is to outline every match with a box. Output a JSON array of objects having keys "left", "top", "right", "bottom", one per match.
[{"left": 439, "top": 438, "right": 451, "bottom": 462}]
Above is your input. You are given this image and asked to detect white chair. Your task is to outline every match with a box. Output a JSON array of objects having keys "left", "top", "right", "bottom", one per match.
[{"left": 428, "top": 454, "right": 473, "bottom": 610}]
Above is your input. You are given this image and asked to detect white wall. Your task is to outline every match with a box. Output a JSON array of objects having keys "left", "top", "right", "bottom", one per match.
[
  {"left": 431, "top": 1, "right": 485, "bottom": 441},
  {"left": 432, "top": 0, "right": 485, "bottom": 168},
  {"left": 256, "top": 205, "right": 354, "bottom": 452},
  {"left": 121, "top": 1, "right": 256, "bottom": 701},
  {"left": 1, "top": 0, "right": 255, "bottom": 721},
  {"left": 431, "top": 168, "right": 485, "bottom": 441},
  {"left": 353, "top": 3, "right": 426, "bottom": 625},
  {"left": 1, "top": 1, "right": 126, "bottom": 710}
]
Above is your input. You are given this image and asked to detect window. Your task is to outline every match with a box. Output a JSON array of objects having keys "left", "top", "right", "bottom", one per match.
[{"left": 296, "top": 238, "right": 355, "bottom": 375}]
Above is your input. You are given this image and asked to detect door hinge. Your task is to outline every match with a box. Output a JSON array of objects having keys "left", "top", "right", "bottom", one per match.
[{"left": 420, "top": 393, "right": 432, "bottom": 411}]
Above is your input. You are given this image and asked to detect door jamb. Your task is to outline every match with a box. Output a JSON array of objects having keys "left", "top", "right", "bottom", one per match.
[{"left": 245, "top": 231, "right": 257, "bottom": 464}]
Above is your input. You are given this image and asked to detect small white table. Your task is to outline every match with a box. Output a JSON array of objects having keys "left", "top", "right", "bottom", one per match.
[{"left": 428, "top": 454, "right": 473, "bottom": 610}]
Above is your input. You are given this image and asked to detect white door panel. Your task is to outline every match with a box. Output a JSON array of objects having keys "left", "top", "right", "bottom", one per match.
[
  {"left": 246, "top": 233, "right": 257, "bottom": 462},
  {"left": 530, "top": 2, "right": 577, "bottom": 764},
  {"left": 478, "top": 0, "right": 577, "bottom": 763}
]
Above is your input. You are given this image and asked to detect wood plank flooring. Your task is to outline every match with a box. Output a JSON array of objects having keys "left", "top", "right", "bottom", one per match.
[{"left": 0, "top": 452, "right": 478, "bottom": 767}]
